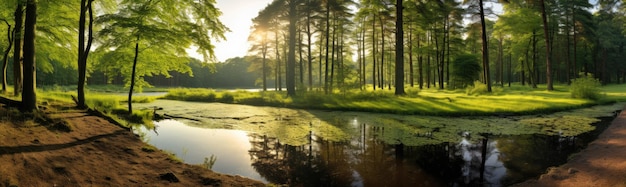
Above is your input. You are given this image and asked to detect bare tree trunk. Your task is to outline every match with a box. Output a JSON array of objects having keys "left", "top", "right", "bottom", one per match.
[
  {"left": 394, "top": 0, "right": 404, "bottom": 95},
  {"left": 479, "top": 0, "right": 492, "bottom": 92},
  {"left": 306, "top": 5, "right": 313, "bottom": 89},
  {"left": 1, "top": 21, "right": 13, "bottom": 93},
  {"left": 262, "top": 33, "right": 268, "bottom": 91},
  {"left": 77, "top": 0, "right": 94, "bottom": 108},
  {"left": 324, "top": 1, "right": 330, "bottom": 94},
  {"left": 128, "top": 36, "right": 140, "bottom": 114},
  {"left": 408, "top": 27, "right": 414, "bottom": 88},
  {"left": 418, "top": 34, "right": 423, "bottom": 89},
  {"left": 372, "top": 14, "right": 377, "bottom": 90},
  {"left": 21, "top": 0, "right": 37, "bottom": 112},
  {"left": 540, "top": 0, "right": 554, "bottom": 90},
  {"left": 13, "top": 3, "right": 23, "bottom": 97},
  {"left": 286, "top": 0, "right": 296, "bottom": 96}
]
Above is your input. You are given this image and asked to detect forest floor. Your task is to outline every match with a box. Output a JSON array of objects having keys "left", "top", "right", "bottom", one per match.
[
  {"left": 0, "top": 103, "right": 264, "bottom": 187},
  {"left": 514, "top": 105, "right": 626, "bottom": 187}
]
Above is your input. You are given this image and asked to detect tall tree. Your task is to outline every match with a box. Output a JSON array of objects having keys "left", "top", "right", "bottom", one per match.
[
  {"left": 539, "top": 0, "right": 553, "bottom": 90},
  {"left": 394, "top": 0, "right": 404, "bottom": 95},
  {"left": 21, "top": 0, "right": 36, "bottom": 111},
  {"left": 12, "top": 2, "right": 23, "bottom": 97},
  {"left": 478, "top": 0, "right": 492, "bottom": 92},
  {"left": 1, "top": 19, "right": 13, "bottom": 93},
  {"left": 77, "top": 0, "right": 94, "bottom": 108},
  {"left": 286, "top": 0, "right": 299, "bottom": 96}
]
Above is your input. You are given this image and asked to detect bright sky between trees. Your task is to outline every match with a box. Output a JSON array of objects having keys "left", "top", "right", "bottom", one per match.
[
  {"left": 209, "top": 0, "right": 273, "bottom": 62},
  {"left": 204, "top": 0, "right": 599, "bottom": 63}
]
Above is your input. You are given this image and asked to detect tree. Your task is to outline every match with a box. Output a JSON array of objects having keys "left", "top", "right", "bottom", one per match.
[
  {"left": 77, "top": 0, "right": 94, "bottom": 108},
  {"left": 450, "top": 54, "right": 481, "bottom": 89},
  {"left": 539, "top": 0, "right": 553, "bottom": 90},
  {"left": 21, "top": 0, "right": 36, "bottom": 112},
  {"left": 394, "top": 0, "right": 404, "bottom": 95},
  {"left": 97, "top": 0, "right": 227, "bottom": 113},
  {"left": 478, "top": 0, "right": 492, "bottom": 92},
  {"left": 1, "top": 19, "right": 13, "bottom": 93},
  {"left": 286, "top": 0, "right": 299, "bottom": 96},
  {"left": 12, "top": 2, "right": 23, "bottom": 97}
]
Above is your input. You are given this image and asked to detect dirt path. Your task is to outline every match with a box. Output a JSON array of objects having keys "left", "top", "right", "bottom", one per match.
[
  {"left": 514, "top": 106, "right": 626, "bottom": 187},
  {"left": 0, "top": 105, "right": 264, "bottom": 187}
]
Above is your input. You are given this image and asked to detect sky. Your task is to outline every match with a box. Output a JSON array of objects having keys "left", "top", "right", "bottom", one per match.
[{"left": 208, "top": 0, "right": 273, "bottom": 62}]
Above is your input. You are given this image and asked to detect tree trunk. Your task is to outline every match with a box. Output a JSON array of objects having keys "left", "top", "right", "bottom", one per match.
[
  {"left": 21, "top": 0, "right": 36, "bottom": 112},
  {"left": 379, "top": 16, "right": 385, "bottom": 89},
  {"left": 13, "top": 3, "right": 23, "bottom": 97},
  {"left": 372, "top": 14, "right": 377, "bottom": 90},
  {"left": 324, "top": 1, "right": 330, "bottom": 94},
  {"left": 418, "top": 34, "right": 423, "bottom": 89},
  {"left": 306, "top": 6, "right": 313, "bottom": 90},
  {"left": 77, "top": 0, "right": 94, "bottom": 108},
  {"left": 1, "top": 21, "right": 13, "bottom": 93},
  {"left": 330, "top": 20, "right": 336, "bottom": 92},
  {"left": 394, "top": 0, "right": 404, "bottom": 95},
  {"left": 128, "top": 36, "right": 140, "bottom": 114},
  {"left": 540, "top": 0, "right": 554, "bottom": 90},
  {"left": 479, "top": 0, "right": 492, "bottom": 92},
  {"left": 262, "top": 36, "right": 267, "bottom": 91},
  {"left": 408, "top": 27, "right": 414, "bottom": 88},
  {"left": 286, "top": 0, "right": 296, "bottom": 96}
]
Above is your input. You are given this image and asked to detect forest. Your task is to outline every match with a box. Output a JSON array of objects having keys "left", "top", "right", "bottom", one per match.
[
  {"left": 1, "top": 0, "right": 626, "bottom": 186},
  {"left": 0, "top": 0, "right": 625, "bottom": 112}
]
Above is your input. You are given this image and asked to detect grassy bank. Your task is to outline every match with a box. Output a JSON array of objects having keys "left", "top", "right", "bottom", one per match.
[
  {"left": 0, "top": 86, "right": 160, "bottom": 127},
  {"left": 162, "top": 84, "right": 626, "bottom": 116}
]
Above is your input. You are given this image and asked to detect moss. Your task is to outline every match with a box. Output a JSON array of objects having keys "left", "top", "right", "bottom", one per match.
[
  {"left": 139, "top": 100, "right": 623, "bottom": 147},
  {"left": 141, "top": 145, "right": 157, "bottom": 153}
]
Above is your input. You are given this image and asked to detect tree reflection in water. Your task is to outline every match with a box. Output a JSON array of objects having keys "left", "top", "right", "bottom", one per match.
[{"left": 245, "top": 118, "right": 611, "bottom": 187}]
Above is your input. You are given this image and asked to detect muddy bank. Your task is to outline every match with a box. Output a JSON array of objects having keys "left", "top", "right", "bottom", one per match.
[{"left": 0, "top": 105, "right": 264, "bottom": 187}]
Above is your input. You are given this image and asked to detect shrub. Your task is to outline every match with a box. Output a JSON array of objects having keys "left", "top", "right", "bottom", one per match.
[
  {"left": 219, "top": 93, "right": 235, "bottom": 103},
  {"left": 466, "top": 81, "right": 488, "bottom": 96},
  {"left": 405, "top": 87, "right": 420, "bottom": 98},
  {"left": 570, "top": 74, "right": 602, "bottom": 100}
]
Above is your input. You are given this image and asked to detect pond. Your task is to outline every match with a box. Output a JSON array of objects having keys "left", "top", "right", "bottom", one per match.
[{"left": 134, "top": 100, "right": 622, "bottom": 186}]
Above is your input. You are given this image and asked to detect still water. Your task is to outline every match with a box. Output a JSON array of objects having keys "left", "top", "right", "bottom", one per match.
[{"left": 134, "top": 114, "right": 613, "bottom": 186}]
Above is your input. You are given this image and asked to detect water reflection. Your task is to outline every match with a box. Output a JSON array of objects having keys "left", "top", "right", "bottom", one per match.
[{"left": 136, "top": 117, "right": 612, "bottom": 186}]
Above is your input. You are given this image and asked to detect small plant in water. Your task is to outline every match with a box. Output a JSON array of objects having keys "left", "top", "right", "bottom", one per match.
[{"left": 201, "top": 155, "right": 217, "bottom": 170}]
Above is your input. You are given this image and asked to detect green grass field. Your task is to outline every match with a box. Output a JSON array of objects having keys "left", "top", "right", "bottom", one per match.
[
  {"left": 1, "top": 83, "right": 621, "bottom": 116},
  {"left": 163, "top": 83, "right": 626, "bottom": 116}
]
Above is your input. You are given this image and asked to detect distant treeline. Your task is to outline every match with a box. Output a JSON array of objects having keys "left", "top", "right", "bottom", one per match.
[{"left": 17, "top": 57, "right": 260, "bottom": 89}]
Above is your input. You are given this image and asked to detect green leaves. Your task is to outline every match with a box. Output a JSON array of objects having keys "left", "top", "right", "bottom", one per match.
[{"left": 94, "top": 0, "right": 228, "bottom": 89}]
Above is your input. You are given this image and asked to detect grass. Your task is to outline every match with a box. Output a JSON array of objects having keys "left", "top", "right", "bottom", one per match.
[
  {"left": 25, "top": 86, "right": 157, "bottom": 128},
  {"left": 162, "top": 83, "right": 626, "bottom": 116}
]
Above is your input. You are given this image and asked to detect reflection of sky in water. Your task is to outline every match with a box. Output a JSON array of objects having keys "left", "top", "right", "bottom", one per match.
[{"left": 137, "top": 120, "right": 267, "bottom": 183}]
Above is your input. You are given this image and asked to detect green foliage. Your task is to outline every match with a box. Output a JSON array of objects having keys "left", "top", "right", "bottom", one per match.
[
  {"left": 451, "top": 54, "right": 482, "bottom": 89},
  {"left": 466, "top": 81, "right": 489, "bottom": 96},
  {"left": 218, "top": 93, "right": 235, "bottom": 103},
  {"left": 570, "top": 74, "right": 603, "bottom": 100},
  {"left": 405, "top": 87, "right": 420, "bottom": 98},
  {"left": 164, "top": 88, "right": 217, "bottom": 102},
  {"left": 94, "top": 0, "right": 228, "bottom": 90}
]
